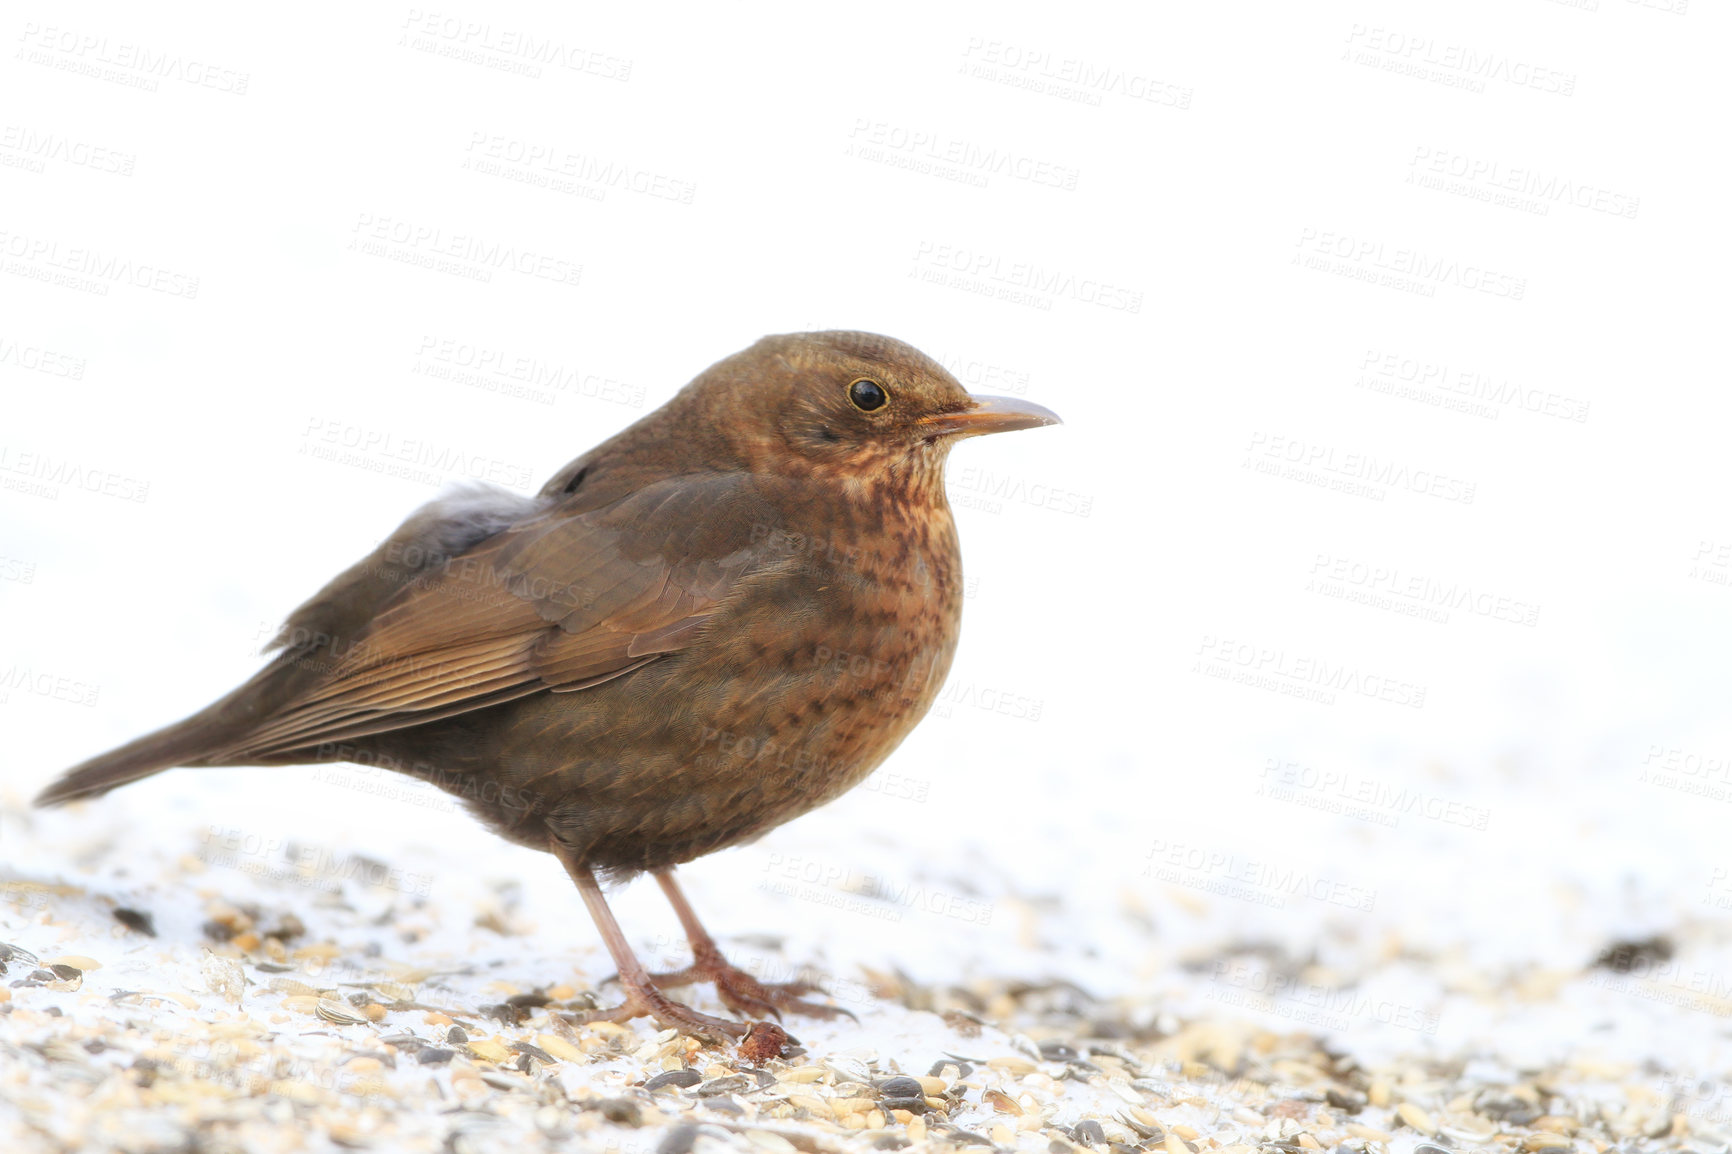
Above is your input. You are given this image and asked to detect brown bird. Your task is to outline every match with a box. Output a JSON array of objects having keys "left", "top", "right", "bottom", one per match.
[{"left": 38, "top": 331, "right": 1059, "bottom": 1043}]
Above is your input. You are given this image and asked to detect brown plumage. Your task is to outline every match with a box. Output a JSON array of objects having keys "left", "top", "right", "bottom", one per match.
[{"left": 37, "top": 331, "right": 1059, "bottom": 1044}]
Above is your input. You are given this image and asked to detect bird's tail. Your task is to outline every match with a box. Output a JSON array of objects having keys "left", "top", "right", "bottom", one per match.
[
  {"left": 32, "top": 658, "right": 293, "bottom": 808},
  {"left": 35, "top": 707, "right": 240, "bottom": 806}
]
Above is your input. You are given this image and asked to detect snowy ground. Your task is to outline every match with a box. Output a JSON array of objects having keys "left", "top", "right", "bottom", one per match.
[{"left": 3, "top": 744, "right": 1731, "bottom": 1153}]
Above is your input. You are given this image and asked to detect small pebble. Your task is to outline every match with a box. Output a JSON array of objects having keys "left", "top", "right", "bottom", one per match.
[
  {"left": 598, "top": 1099, "right": 642, "bottom": 1126},
  {"left": 112, "top": 908, "right": 157, "bottom": 936},
  {"left": 657, "top": 1125, "right": 700, "bottom": 1154}
]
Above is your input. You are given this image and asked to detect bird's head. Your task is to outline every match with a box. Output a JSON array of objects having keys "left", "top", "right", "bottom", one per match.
[{"left": 695, "top": 331, "right": 1060, "bottom": 483}]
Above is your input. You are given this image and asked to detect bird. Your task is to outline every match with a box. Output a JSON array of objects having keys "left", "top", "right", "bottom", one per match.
[{"left": 36, "top": 330, "right": 1060, "bottom": 1045}]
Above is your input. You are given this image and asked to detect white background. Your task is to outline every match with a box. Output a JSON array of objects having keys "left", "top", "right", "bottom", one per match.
[{"left": 4, "top": 1, "right": 1730, "bottom": 1067}]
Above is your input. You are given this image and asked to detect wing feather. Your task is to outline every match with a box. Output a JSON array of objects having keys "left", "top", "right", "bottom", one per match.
[{"left": 207, "top": 473, "right": 767, "bottom": 762}]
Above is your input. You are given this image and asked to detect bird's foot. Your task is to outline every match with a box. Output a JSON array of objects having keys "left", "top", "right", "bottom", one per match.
[
  {"left": 648, "top": 946, "right": 854, "bottom": 1021},
  {"left": 569, "top": 976, "right": 749, "bottom": 1042}
]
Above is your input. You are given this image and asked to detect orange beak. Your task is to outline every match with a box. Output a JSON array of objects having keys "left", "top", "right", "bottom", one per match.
[{"left": 921, "top": 394, "right": 1062, "bottom": 438}]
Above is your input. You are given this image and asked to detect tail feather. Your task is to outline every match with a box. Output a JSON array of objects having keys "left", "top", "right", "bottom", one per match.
[
  {"left": 35, "top": 711, "right": 237, "bottom": 806},
  {"left": 34, "top": 657, "right": 301, "bottom": 806}
]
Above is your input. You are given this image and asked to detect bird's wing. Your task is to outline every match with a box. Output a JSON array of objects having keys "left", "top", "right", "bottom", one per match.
[{"left": 212, "top": 473, "right": 772, "bottom": 761}]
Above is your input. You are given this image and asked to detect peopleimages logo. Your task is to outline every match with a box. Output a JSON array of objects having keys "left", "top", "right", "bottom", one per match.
[
  {"left": 912, "top": 242, "right": 1143, "bottom": 313},
  {"left": 1356, "top": 349, "right": 1590, "bottom": 424},
  {"left": 1294, "top": 228, "right": 1525, "bottom": 301},
  {"left": 1244, "top": 432, "right": 1477, "bottom": 505},
  {"left": 1408, "top": 147, "right": 1639, "bottom": 220},
  {"left": 0, "top": 229, "right": 200, "bottom": 298},
  {"left": 1143, "top": 840, "right": 1378, "bottom": 912},
  {"left": 958, "top": 39, "right": 1193, "bottom": 110},
  {"left": 1307, "top": 553, "right": 1541, "bottom": 628},
  {"left": 846, "top": 120, "right": 1081, "bottom": 190},
  {"left": 0, "top": 446, "right": 149, "bottom": 502},
  {"left": 16, "top": 22, "right": 251, "bottom": 94},
  {"left": 1342, "top": 25, "right": 1576, "bottom": 96},
  {"left": 348, "top": 213, "right": 582, "bottom": 288},
  {"left": 398, "top": 9, "right": 632, "bottom": 81},
  {"left": 1258, "top": 758, "right": 1492, "bottom": 831}
]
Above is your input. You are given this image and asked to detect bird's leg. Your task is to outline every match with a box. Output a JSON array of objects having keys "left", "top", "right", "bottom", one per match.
[
  {"left": 551, "top": 842, "right": 748, "bottom": 1041},
  {"left": 647, "top": 868, "right": 853, "bottom": 1021}
]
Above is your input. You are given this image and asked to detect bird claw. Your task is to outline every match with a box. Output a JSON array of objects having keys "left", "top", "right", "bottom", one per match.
[
  {"left": 647, "top": 952, "right": 855, "bottom": 1022},
  {"left": 568, "top": 981, "right": 750, "bottom": 1043}
]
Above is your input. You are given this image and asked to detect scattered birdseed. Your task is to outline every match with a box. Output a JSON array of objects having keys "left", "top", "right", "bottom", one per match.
[
  {"left": 5, "top": 815, "right": 1729, "bottom": 1154},
  {"left": 112, "top": 908, "right": 157, "bottom": 936},
  {"left": 876, "top": 1075, "right": 924, "bottom": 1098},
  {"left": 316, "top": 997, "right": 371, "bottom": 1025}
]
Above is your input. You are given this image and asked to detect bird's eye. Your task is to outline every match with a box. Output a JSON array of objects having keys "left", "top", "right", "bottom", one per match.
[{"left": 848, "top": 378, "right": 888, "bottom": 412}]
